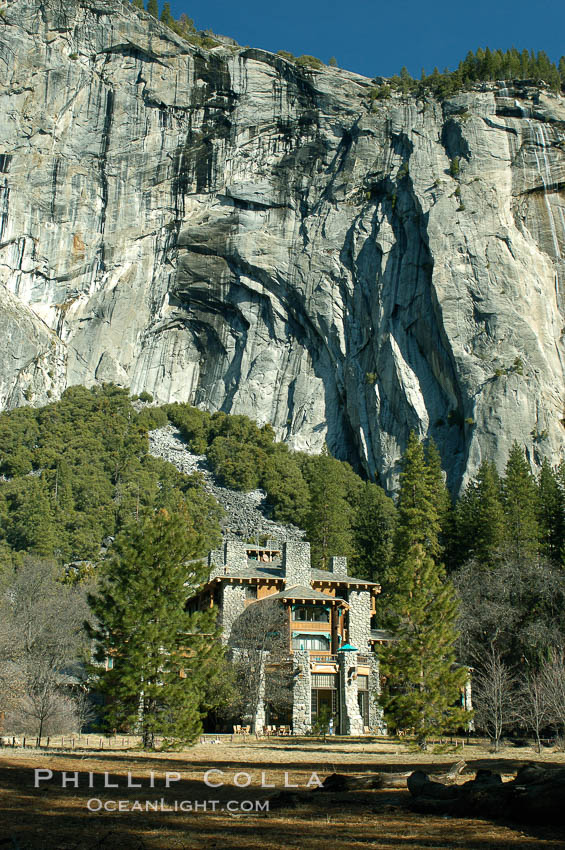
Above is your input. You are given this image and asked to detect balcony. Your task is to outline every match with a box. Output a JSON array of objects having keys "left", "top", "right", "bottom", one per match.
[{"left": 310, "top": 653, "right": 338, "bottom": 663}]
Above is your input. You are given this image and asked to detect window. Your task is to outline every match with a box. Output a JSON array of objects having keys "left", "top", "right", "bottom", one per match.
[
  {"left": 293, "top": 606, "right": 330, "bottom": 622},
  {"left": 312, "top": 673, "right": 338, "bottom": 689},
  {"left": 358, "top": 690, "right": 369, "bottom": 726},
  {"left": 357, "top": 676, "right": 369, "bottom": 725},
  {"left": 291, "top": 633, "right": 330, "bottom": 651},
  {"left": 311, "top": 687, "right": 338, "bottom": 719}
]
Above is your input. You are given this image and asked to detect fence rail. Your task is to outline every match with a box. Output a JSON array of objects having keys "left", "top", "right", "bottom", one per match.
[{"left": 0, "top": 734, "right": 140, "bottom": 750}]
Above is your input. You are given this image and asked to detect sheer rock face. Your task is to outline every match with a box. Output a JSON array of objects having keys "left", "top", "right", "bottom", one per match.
[{"left": 1, "top": 0, "right": 565, "bottom": 491}]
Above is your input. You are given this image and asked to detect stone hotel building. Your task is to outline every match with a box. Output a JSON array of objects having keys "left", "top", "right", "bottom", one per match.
[{"left": 188, "top": 539, "right": 388, "bottom": 735}]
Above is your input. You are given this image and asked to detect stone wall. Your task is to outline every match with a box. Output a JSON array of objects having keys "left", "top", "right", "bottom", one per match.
[
  {"left": 283, "top": 542, "right": 311, "bottom": 588},
  {"left": 292, "top": 650, "right": 312, "bottom": 734},
  {"left": 347, "top": 590, "right": 372, "bottom": 653}
]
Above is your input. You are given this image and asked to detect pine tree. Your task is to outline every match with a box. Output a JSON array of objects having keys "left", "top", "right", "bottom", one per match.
[
  {"left": 378, "top": 434, "right": 468, "bottom": 745},
  {"left": 146, "top": 0, "right": 158, "bottom": 18},
  {"left": 451, "top": 461, "right": 506, "bottom": 568},
  {"left": 7, "top": 477, "right": 58, "bottom": 557},
  {"left": 302, "top": 449, "right": 356, "bottom": 569},
  {"left": 393, "top": 432, "right": 442, "bottom": 563},
  {"left": 424, "top": 438, "right": 451, "bottom": 546},
  {"left": 538, "top": 458, "right": 565, "bottom": 563},
  {"left": 87, "top": 508, "right": 227, "bottom": 749},
  {"left": 502, "top": 443, "right": 540, "bottom": 560},
  {"left": 351, "top": 482, "right": 397, "bottom": 581},
  {"left": 378, "top": 544, "right": 468, "bottom": 746},
  {"left": 132, "top": 0, "right": 144, "bottom": 8},
  {"left": 160, "top": 1, "right": 172, "bottom": 26}
]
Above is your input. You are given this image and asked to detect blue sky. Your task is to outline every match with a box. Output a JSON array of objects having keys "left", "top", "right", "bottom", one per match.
[{"left": 162, "top": 0, "right": 565, "bottom": 80}]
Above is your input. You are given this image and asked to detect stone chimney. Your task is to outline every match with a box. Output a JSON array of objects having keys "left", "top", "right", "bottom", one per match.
[
  {"left": 329, "top": 556, "right": 348, "bottom": 576},
  {"left": 224, "top": 540, "right": 248, "bottom": 571},
  {"left": 282, "top": 541, "right": 311, "bottom": 587},
  {"left": 208, "top": 548, "right": 224, "bottom": 570},
  {"left": 208, "top": 540, "right": 248, "bottom": 578}
]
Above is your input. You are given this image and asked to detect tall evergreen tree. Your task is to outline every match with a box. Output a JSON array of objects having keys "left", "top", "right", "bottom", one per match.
[
  {"left": 146, "top": 0, "right": 158, "bottom": 18},
  {"left": 450, "top": 461, "right": 506, "bottom": 568},
  {"left": 378, "top": 434, "right": 468, "bottom": 745},
  {"left": 502, "top": 443, "right": 540, "bottom": 561},
  {"left": 87, "top": 508, "right": 227, "bottom": 749},
  {"left": 424, "top": 438, "right": 451, "bottom": 547},
  {"left": 351, "top": 482, "right": 397, "bottom": 582},
  {"left": 160, "top": 1, "right": 173, "bottom": 26},
  {"left": 537, "top": 458, "right": 565, "bottom": 564},
  {"left": 393, "top": 432, "right": 442, "bottom": 562},
  {"left": 379, "top": 544, "right": 468, "bottom": 746},
  {"left": 302, "top": 449, "right": 356, "bottom": 569}
]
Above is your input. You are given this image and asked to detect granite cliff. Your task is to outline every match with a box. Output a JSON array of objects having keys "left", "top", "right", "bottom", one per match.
[{"left": 1, "top": 0, "right": 564, "bottom": 491}]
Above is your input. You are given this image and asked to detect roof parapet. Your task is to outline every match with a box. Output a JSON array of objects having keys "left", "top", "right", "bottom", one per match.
[{"left": 329, "top": 555, "right": 348, "bottom": 576}]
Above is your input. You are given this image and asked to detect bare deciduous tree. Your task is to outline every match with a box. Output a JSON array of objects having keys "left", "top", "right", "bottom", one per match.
[
  {"left": 453, "top": 554, "right": 565, "bottom": 666},
  {"left": 517, "top": 671, "right": 554, "bottom": 753},
  {"left": 227, "top": 597, "right": 292, "bottom": 732},
  {"left": 0, "top": 557, "right": 93, "bottom": 737},
  {"left": 539, "top": 648, "right": 565, "bottom": 741},
  {"left": 473, "top": 647, "right": 519, "bottom": 751}
]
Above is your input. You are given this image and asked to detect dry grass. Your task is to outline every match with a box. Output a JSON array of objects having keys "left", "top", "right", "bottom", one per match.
[{"left": 1, "top": 739, "right": 565, "bottom": 849}]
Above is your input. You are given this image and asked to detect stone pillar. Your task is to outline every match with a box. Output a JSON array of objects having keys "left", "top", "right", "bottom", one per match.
[
  {"left": 338, "top": 651, "right": 364, "bottom": 735},
  {"left": 369, "top": 653, "right": 386, "bottom": 734},
  {"left": 292, "top": 649, "right": 311, "bottom": 734},
  {"left": 464, "top": 672, "right": 474, "bottom": 731},
  {"left": 229, "top": 647, "right": 267, "bottom": 733},
  {"left": 220, "top": 584, "right": 247, "bottom": 644},
  {"left": 283, "top": 542, "right": 311, "bottom": 588},
  {"left": 347, "top": 590, "right": 372, "bottom": 654},
  {"left": 254, "top": 651, "right": 267, "bottom": 733}
]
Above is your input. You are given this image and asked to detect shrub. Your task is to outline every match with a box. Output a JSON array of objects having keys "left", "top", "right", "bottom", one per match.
[
  {"left": 294, "top": 54, "right": 323, "bottom": 70},
  {"left": 369, "top": 84, "right": 392, "bottom": 100}
]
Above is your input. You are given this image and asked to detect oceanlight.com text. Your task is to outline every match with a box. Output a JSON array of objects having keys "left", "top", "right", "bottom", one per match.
[{"left": 86, "top": 799, "right": 269, "bottom": 813}]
